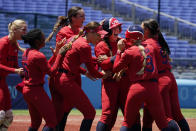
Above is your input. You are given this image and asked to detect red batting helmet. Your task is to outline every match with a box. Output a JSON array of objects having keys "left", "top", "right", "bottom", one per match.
[{"left": 102, "top": 17, "right": 122, "bottom": 35}]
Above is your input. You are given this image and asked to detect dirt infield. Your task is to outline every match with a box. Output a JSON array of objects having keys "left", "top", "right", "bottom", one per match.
[{"left": 9, "top": 115, "right": 196, "bottom": 131}]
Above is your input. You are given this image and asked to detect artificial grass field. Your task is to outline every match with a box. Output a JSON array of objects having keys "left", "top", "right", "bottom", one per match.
[{"left": 13, "top": 108, "right": 196, "bottom": 118}]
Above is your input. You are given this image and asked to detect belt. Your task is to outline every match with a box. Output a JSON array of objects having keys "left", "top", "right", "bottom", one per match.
[
  {"left": 58, "top": 68, "right": 74, "bottom": 76},
  {"left": 134, "top": 78, "right": 158, "bottom": 83},
  {"left": 149, "top": 78, "right": 158, "bottom": 82},
  {"left": 26, "top": 83, "right": 44, "bottom": 87},
  {"left": 58, "top": 68, "right": 69, "bottom": 74},
  {"left": 158, "top": 69, "right": 171, "bottom": 74}
]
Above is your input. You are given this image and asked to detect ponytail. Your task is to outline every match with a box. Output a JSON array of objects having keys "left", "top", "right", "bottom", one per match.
[
  {"left": 45, "top": 16, "right": 69, "bottom": 43},
  {"left": 8, "top": 19, "right": 26, "bottom": 33},
  {"left": 158, "top": 31, "right": 171, "bottom": 55},
  {"left": 136, "top": 44, "right": 147, "bottom": 75},
  {"left": 67, "top": 29, "right": 84, "bottom": 46},
  {"left": 60, "top": 29, "right": 84, "bottom": 50},
  {"left": 142, "top": 19, "right": 170, "bottom": 55}
]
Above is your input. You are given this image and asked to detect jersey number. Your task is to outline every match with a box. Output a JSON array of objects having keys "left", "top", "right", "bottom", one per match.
[
  {"left": 160, "top": 49, "right": 169, "bottom": 64},
  {"left": 145, "top": 48, "right": 154, "bottom": 72}
]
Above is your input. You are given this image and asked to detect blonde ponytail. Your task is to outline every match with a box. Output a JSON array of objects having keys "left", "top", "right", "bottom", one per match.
[
  {"left": 136, "top": 44, "right": 147, "bottom": 75},
  {"left": 8, "top": 19, "right": 26, "bottom": 33}
]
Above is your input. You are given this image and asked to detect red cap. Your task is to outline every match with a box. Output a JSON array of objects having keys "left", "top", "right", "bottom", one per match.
[{"left": 85, "top": 25, "right": 108, "bottom": 38}]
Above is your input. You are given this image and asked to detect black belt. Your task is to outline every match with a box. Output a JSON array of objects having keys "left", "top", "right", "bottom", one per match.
[
  {"left": 135, "top": 78, "right": 158, "bottom": 83},
  {"left": 158, "top": 69, "right": 171, "bottom": 74},
  {"left": 58, "top": 68, "right": 69, "bottom": 74},
  {"left": 27, "top": 83, "right": 44, "bottom": 87},
  {"left": 149, "top": 78, "right": 158, "bottom": 82}
]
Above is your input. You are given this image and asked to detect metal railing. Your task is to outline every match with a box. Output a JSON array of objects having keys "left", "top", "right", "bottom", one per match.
[
  {"left": 77, "top": 0, "right": 196, "bottom": 42},
  {"left": 120, "top": 0, "right": 196, "bottom": 41},
  {"left": 0, "top": 11, "right": 58, "bottom": 60}
]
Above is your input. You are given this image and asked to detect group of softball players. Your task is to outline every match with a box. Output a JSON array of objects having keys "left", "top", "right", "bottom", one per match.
[{"left": 0, "top": 5, "right": 190, "bottom": 131}]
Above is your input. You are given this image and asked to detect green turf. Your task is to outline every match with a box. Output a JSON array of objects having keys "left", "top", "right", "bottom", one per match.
[{"left": 13, "top": 108, "right": 196, "bottom": 118}]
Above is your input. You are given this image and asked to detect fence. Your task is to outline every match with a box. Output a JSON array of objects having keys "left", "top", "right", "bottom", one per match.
[{"left": 7, "top": 74, "right": 196, "bottom": 109}]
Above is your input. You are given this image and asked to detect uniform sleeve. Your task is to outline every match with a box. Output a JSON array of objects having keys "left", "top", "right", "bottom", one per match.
[
  {"left": 0, "top": 40, "right": 15, "bottom": 73},
  {"left": 100, "top": 56, "right": 116, "bottom": 70},
  {"left": 95, "top": 44, "right": 108, "bottom": 57},
  {"left": 36, "top": 54, "right": 63, "bottom": 76},
  {"left": 0, "top": 64, "right": 15, "bottom": 73},
  {"left": 95, "top": 44, "right": 114, "bottom": 70},
  {"left": 80, "top": 67, "right": 87, "bottom": 74},
  {"left": 48, "top": 54, "right": 57, "bottom": 66},
  {"left": 81, "top": 45, "right": 103, "bottom": 78},
  {"left": 56, "top": 28, "right": 66, "bottom": 43},
  {"left": 49, "top": 54, "right": 64, "bottom": 75},
  {"left": 113, "top": 51, "right": 130, "bottom": 73}
]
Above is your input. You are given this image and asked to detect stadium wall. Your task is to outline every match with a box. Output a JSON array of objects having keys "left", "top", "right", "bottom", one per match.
[{"left": 7, "top": 74, "right": 196, "bottom": 109}]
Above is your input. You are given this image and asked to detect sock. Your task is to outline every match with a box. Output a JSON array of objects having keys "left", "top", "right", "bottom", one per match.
[{"left": 80, "top": 119, "right": 93, "bottom": 131}]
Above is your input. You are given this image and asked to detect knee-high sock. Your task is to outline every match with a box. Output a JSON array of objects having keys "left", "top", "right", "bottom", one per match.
[
  {"left": 56, "top": 112, "right": 69, "bottom": 131},
  {"left": 177, "top": 119, "right": 190, "bottom": 131},
  {"left": 96, "top": 121, "right": 109, "bottom": 131},
  {"left": 80, "top": 119, "right": 93, "bottom": 131}
]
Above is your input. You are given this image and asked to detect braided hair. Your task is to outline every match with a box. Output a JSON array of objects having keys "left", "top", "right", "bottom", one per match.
[
  {"left": 65, "top": 21, "right": 101, "bottom": 47},
  {"left": 125, "top": 25, "right": 147, "bottom": 75}
]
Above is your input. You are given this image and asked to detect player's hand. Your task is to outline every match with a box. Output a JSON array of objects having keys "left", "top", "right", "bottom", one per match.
[
  {"left": 113, "top": 69, "right": 125, "bottom": 82},
  {"left": 54, "top": 37, "right": 67, "bottom": 54},
  {"left": 113, "top": 72, "right": 122, "bottom": 82},
  {"left": 56, "top": 37, "right": 66, "bottom": 49},
  {"left": 50, "top": 46, "right": 56, "bottom": 56},
  {"left": 15, "top": 68, "right": 24, "bottom": 76},
  {"left": 97, "top": 55, "right": 108, "bottom": 63},
  {"left": 102, "top": 70, "right": 113, "bottom": 79},
  {"left": 117, "top": 39, "right": 125, "bottom": 52},
  {"left": 85, "top": 72, "right": 97, "bottom": 81}
]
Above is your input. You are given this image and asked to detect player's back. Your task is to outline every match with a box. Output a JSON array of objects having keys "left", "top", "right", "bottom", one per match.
[
  {"left": 144, "top": 38, "right": 171, "bottom": 72},
  {"left": 61, "top": 36, "right": 92, "bottom": 75},
  {"left": 22, "top": 49, "right": 47, "bottom": 86},
  {"left": 125, "top": 44, "right": 158, "bottom": 82}
]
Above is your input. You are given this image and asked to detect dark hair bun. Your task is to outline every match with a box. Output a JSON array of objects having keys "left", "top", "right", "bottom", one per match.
[{"left": 22, "top": 29, "right": 43, "bottom": 46}]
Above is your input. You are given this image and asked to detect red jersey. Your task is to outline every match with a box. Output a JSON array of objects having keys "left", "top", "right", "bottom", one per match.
[
  {"left": 144, "top": 38, "right": 171, "bottom": 71},
  {"left": 61, "top": 36, "right": 103, "bottom": 78},
  {"left": 113, "top": 43, "right": 158, "bottom": 82},
  {"left": 55, "top": 26, "right": 86, "bottom": 74},
  {"left": 56, "top": 26, "right": 80, "bottom": 43},
  {"left": 22, "top": 49, "right": 63, "bottom": 86},
  {"left": 95, "top": 40, "right": 118, "bottom": 71},
  {"left": 0, "top": 36, "right": 18, "bottom": 77}
]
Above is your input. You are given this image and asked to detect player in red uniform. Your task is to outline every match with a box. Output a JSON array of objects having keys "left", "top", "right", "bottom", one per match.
[
  {"left": 95, "top": 17, "right": 138, "bottom": 131},
  {"left": 0, "top": 19, "right": 27, "bottom": 130},
  {"left": 55, "top": 6, "right": 85, "bottom": 48},
  {"left": 54, "top": 21, "right": 108, "bottom": 131},
  {"left": 21, "top": 29, "right": 70, "bottom": 131},
  {"left": 48, "top": 6, "right": 87, "bottom": 131},
  {"left": 141, "top": 19, "right": 190, "bottom": 131},
  {"left": 113, "top": 25, "right": 179, "bottom": 131}
]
